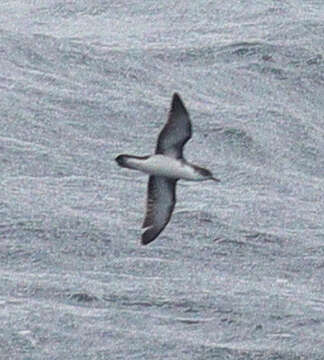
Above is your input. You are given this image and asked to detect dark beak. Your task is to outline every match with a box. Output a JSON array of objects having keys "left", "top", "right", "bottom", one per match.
[{"left": 115, "top": 155, "right": 125, "bottom": 166}]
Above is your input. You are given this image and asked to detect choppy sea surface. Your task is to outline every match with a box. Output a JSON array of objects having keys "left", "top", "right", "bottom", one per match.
[{"left": 1, "top": 1, "right": 324, "bottom": 359}]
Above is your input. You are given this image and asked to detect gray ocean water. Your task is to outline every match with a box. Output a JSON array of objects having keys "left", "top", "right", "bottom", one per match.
[{"left": 1, "top": 1, "right": 324, "bottom": 359}]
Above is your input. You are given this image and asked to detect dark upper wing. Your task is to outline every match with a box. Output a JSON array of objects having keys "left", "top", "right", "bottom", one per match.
[
  {"left": 141, "top": 176, "right": 177, "bottom": 245},
  {"left": 155, "top": 93, "right": 192, "bottom": 159}
]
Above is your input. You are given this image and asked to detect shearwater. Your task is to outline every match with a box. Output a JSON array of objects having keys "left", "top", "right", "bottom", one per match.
[{"left": 115, "top": 93, "right": 220, "bottom": 245}]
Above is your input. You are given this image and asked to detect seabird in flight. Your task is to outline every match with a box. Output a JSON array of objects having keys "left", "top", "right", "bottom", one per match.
[{"left": 115, "top": 93, "right": 219, "bottom": 245}]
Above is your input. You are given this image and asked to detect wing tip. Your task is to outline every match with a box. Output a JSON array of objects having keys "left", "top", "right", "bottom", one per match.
[
  {"left": 141, "top": 228, "right": 156, "bottom": 246},
  {"left": 141, "top": 226, "right": 163, "bottom": 246},
  {"left": 170, "top": 92, "right": 190, "bottom": 120},
  {"left": 172, "top": 92, "right": 183, "bottom": 106}
]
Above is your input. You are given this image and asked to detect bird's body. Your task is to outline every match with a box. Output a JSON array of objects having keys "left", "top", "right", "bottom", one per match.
[
  {"left": 118, "top": 154, "right": 210, "bottom": 181},
  {"left": 115, "top": 93, "right": 219, "bottom": 245}
]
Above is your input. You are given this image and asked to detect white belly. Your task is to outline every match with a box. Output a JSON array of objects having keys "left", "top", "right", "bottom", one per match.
[{"left": 127, "top": 155, "right": 200, "bottom": 180}]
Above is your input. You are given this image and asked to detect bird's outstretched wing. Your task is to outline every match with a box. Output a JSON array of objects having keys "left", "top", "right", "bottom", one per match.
[
  {"left": 155, "top": 93, "right": 192, "bottom": 159},
  {"left": 142, "top": 176, "right": 177, "bottom": 245}
]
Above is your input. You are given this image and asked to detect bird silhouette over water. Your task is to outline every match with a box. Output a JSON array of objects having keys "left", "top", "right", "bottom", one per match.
[{"left": 115, "top": 93, "right": 220, "bottom": 245}]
